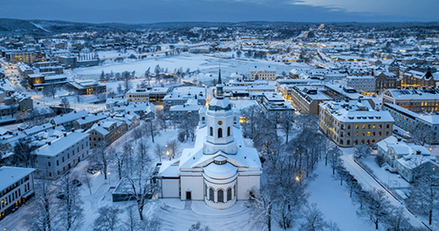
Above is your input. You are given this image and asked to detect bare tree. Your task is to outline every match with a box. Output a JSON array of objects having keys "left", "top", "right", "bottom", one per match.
[
  {"left": 383, "top": 207, "right": 413, "bottom": 231},
  {"left": 407, "top": 172, "right": 439, "bottom": 225},
  {"left": 136, "top": 139, "right": 151, "bottom": 171},
  {"left": 60, "top": 97, "right": 70, "bottom": 114},
  {"left": 92, "top": 206, "right": 122, "bottom": 231},
  {"left": 410, "top": 124, "right": 433, "bottom": 146},
  {"left": 43, "top": 85, "right": 57, "bottom": 98},
  {"left": 126, "top": 161, "right": 157, "bottom": 220},
  {"left": 166, "top": 139, "right": 179, "bottom": 159},
  {"left": 91, "top": 141, "right": 109, "bottom": 180},
  {"left": 246, "top": 187, "right": 274, "bottom": 231},
  {"left": 111, "top": 150, "right": 128, "bottom": 181},
  {"left": 26, "top": 181, "right": 53, "bottom": 231},
  {"left": 82, "top": 172, "right": 93, "bottom": 195},
  {"left": 353, "top": 144, "right": 372, "bottom": 159},
  {"left": 279, "top": 111, "right": 295, "bottom": 144},
  {"left": 188, "top": 222, "right": 211, "bottom": 231},
  {"left": 124, "top": 205, "right": 140, "bottom": 231},
  {"left": 155, "top": 109, "right": 168, "bottom": 131},
  {"left": 356, "top": 189, "right": 391, "bottom": 229},
  {"left": 328, "top": 146, "right": 342, "bottom": 175},
  {"left": 12, "top": 137, "right": 37, "bottom": 167},
  {"left": 300, "top": 204, "right": 340, "bottom": 231},
  {"left": 154, "top": 143, "right": 164, "bottom": 162},
  {"left": 56, "top": 173, "right": 84, "bottom": 231}
]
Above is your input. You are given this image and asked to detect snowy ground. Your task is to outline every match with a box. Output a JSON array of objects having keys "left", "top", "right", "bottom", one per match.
[
  {"left": 72, "top": 53, "right": 308, "bottom": 82},
  {"left": 308, "top": 162, "right": 376, "bottom": 231},
  {"left": 359, "top": 156, "right": 410, "bottom": 189}
]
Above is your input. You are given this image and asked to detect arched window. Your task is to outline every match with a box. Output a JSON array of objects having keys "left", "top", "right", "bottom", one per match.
[
  {"left": 218, "top": 128, "right": 223, "bottom": 138},
  {"left": 210, "top": 127, "right": 213, "bottom": 136},
  {"left": 227, "top": 188, "right": 232, "bottom": 201},
  {"left": 202, "top": 117, "right": 205, "bottom": 121},
  {"left": 227, "top": 127, "right": 231, "bottom": 136},
  {"left": 209, "top": 188, "right": 214, "bottom": 201},
  {"left": 218, "top": 190, "right": 224, "bottom": 203}
]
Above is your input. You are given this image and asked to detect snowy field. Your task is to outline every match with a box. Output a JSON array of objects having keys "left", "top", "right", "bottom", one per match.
[{"left": 72, "top": 53, "right": 308, "bottom": 83}]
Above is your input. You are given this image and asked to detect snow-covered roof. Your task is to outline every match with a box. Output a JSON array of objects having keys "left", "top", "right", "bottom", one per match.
[
  {"left": 51, "top": 110, "right": 88, "bottom": 125},
  {"left": 0, "top": 166, "right": 35, "bottom": 192},
  {"left": 34, "top": 132, "right": 89, "bottom": 157}
]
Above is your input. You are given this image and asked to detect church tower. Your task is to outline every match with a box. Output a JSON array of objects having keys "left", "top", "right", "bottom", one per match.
[{"left": 203, "top": 69, "right": 238, "bottom": 155}]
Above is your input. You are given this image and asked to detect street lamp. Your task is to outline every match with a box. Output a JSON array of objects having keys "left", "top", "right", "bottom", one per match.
[
  {"left": 108, "top": 172, "right": 111, "bottom": 185},
  {"left": 166, "top": 151, "right": 170, "bottom": 160}
]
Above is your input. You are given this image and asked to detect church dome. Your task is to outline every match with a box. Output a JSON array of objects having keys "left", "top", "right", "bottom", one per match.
[{"left": 204, "top": 161, "right": 237, "bottom": 179}]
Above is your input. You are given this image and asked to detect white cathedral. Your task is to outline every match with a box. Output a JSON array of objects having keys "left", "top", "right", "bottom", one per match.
[{"left": 159, "top": 70, "right": 262, "bottom": 209}]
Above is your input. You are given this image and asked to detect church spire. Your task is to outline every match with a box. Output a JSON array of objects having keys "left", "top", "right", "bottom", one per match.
[{"left": 216, "top": 68, "right": 224, "bottom": 99}]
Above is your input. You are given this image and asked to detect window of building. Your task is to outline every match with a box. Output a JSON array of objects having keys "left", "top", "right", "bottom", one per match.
[
  {"left": 209, "top": 188, "right": 214, "bottom": 201},
  {"left": 210, "top": 127, "right": 213, "bottom": 136},
  {"left": 227, "top": 127, "right": 231, "bottom": 136},
  {"left": 218, "top": 190, "right": 224, "bottom": 203},
  {"left": 227, "top": 188, "right": 232, "bottom": 201},
  {"left": 218, "top": 128, "right": 223, "bottom": 138},
  {"left": 48, "top": 162, "right": 51, "bottom": 167}
]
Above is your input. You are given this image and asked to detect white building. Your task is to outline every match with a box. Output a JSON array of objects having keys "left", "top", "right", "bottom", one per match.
[
  {"left": 377, "top": 136, "right": 438, "bottom": 183},
  {"left": 163, "top": 86, "right": 206, "bottom": 109},
  {"left": 159, "top": 71, "right": 261, "bottom": 209},
  {"left": 342, "top": 75, "right": 376, "bottom": 94},
  {"left": 319, "top": 100, "right": 394, "bottom": 147},
  {"left": 169, "top": 99, "right": 204, "bottom": 120},
  {"left": 0, "top": 166, "right": 35, "bottom": 221},
  {"left": 249, "top": 66, "right": 276, "bottom": 80},
  {"left": 34, "top": 132, "right": 90, "bottom": 179}
]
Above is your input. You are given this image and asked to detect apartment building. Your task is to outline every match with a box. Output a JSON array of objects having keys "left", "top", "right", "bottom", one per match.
[
  {"left": 0, "top": 167, "right": 35, "bottom": 221},
  {"left": 34, "top": 132, "right": 90, "bottom": 180},
  {"left": 319, "top": 100, "right": 393, "bottom": 147},
  {"left": 383, "top": 103, "right": 439, "bottom": 144},
  {"left": 342, "top": 75, "right": 376, "bottom": 94},
  {"left": 382, "top": 88, "right": 439, "bottom": 112},
  {"left": 88, "top": 119, "right": 127, "bottom": 147}
]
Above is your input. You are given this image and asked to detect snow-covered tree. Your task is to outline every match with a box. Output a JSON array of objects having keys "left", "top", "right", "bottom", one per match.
[
  {"left": 12, "top": 137, "right": 37, "bottom": 167},
  {"left": 91, "top": 141, "right": 110, "bottom": 180},
  {"left": 353, "top": 144, "right": 372, "bottom": 159},
  {"left": 92, "top": 206, "right": 122, "bottom": 231},
  {"left": 357, "top": 189, "right": 391, "bottom": 230},
  {"left": 328, "top": 146, "right": 342, "bottom": 175},
  {"left": 407, "top": 172, "right": 439, "bottom": 225},
  {"left": 300, "top": 204, "right": 340, "bottom": 231},
  {"left": 26, "top": 181, "right": 54, "bottom": 231},
  {"left": 56, "top": 173, "right": 84, "bottom": 231}
]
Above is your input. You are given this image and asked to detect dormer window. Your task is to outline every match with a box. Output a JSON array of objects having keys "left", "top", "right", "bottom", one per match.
[{"left": 214, "top": 156, "right": 227, "bottom": 165}]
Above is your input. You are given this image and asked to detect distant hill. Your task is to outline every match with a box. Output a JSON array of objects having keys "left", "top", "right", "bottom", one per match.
[{"left": 0, "top": 18, "right": 438, "bottom": 35}]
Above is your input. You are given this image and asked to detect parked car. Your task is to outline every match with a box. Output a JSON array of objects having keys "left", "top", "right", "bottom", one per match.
[
  {"left": 87, "top": 163, "right": 103, "bottom": 174},
  {"left": 72, "top": 179, "right": 82, "bottom": 187},
  {"left": 56, "top": 192, "right": 66, "bottom": 200}
]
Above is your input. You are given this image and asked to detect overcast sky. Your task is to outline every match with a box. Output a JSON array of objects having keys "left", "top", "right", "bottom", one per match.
[{"left": 1, "top": 0, "right": 438, "bottom": 23}]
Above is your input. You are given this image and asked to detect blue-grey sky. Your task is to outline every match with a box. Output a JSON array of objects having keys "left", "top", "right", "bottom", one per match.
[{"left": 1, "top": 0, "right": 438, "bottom": 23}]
